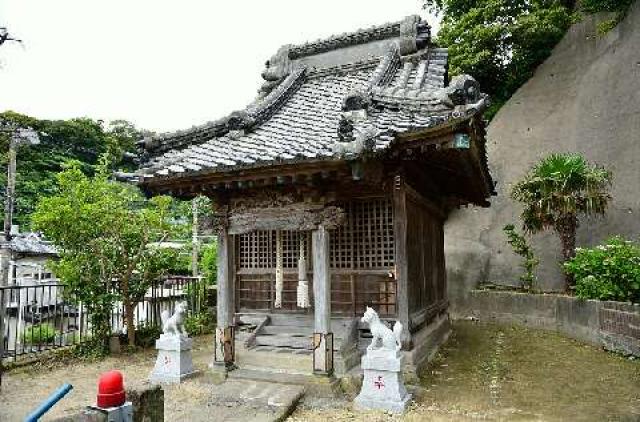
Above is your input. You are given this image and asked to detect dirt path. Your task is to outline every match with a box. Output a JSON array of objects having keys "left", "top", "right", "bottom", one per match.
[
  {"left": 0, "top": 336, "right": 218, "bottom": 421},
  {"left": 1, "top": 323, "right": 638, "bottom": 421}
]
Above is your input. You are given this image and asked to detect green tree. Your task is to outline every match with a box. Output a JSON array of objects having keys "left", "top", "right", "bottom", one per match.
[
  {"left": 0, "top": 112, "right": 140, "bottom": 227},
  {"left": 425, "top": 0, "right": 574, "bottom": 118},
  {"left": 32, "top": 159, "right": 182, "bottom": 349},
  {"left": 511, "top": 153, "right": 612, "bottom": 290}
]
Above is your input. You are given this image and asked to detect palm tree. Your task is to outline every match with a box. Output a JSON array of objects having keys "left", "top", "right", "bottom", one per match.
[{"left": 511, "top": 153, "right": 612, "bottom": 291}]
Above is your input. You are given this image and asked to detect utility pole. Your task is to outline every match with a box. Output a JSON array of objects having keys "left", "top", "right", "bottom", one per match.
[
  {"left": 0, "top": 125, "right": 38, "bottom": 390},
  {"left": 0, "top": 140, "right": 15, "bottom": 288},
  {"left": 0, "top": 126, "right": 38, "bottom": 287},
  {"left": 0, "top": 132, "right": 14, "bottom": 391}
]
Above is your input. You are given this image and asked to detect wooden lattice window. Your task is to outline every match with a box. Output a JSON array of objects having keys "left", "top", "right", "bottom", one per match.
[
  {"left": 237, "top": 230, "right": 311, "bottom": 270},
  {"left": 331, "top": 199, "right": 394, "bottom": 269}
]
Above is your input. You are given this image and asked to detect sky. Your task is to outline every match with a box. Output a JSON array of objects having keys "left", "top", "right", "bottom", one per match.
[{"left": 0, "top": 0, "right": 438, "bottom": 134}]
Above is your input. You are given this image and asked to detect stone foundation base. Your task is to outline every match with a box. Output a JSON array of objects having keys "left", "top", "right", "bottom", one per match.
[{"left": 403, "top": 312, "right": 451, "bottom": 380}]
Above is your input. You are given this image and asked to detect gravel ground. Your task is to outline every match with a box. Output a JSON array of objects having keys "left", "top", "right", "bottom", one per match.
[
  {"left": 0, "top": 335, "right": 217, "bottom": 421},
  {"left": 1, "top": 322, "right": 638, "bottom": 421}
]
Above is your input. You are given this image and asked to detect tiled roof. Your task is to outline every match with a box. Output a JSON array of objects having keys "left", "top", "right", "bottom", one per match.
[
  {"left": 10, "top": 233, "right": 57, "bottom": 256},
  {"left": 137, "top": 15, "right": 489, "bottom": 183}
]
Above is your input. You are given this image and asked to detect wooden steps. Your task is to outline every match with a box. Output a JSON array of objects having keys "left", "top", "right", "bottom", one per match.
[
  {"left": 260, "top": 325, "right": 313, "bottom": 336},
  {"left": 236, "top": 313, "right": 363, "bottom": 375},
  {"left": 255, "top": 334, "right": 311, "bottom": 349},
  {"left": 249, "top": 314, "right": 317, "bottom": 351}
]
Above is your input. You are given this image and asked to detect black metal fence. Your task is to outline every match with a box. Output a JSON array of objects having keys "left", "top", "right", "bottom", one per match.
[{"left": 0, "top": 276, "right": 210, "bottom": 363}]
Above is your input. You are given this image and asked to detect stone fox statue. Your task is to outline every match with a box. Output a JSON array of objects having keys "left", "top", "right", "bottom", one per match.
[
  {"left": 361, "top": 306, "right": 403, "bottom": 352},
  {"left": 161, "top": 302, "right": 188, "bottom": 337}
]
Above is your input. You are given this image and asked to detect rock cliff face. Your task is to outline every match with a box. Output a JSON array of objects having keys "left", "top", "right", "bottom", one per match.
[{"left": 446, "top": 3, "right": 640, "bottom": 309}]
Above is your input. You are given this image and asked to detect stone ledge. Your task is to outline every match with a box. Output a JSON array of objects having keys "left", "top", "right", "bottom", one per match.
[{"left": 453, "top": 290, "right": 640, "bottom": 357}]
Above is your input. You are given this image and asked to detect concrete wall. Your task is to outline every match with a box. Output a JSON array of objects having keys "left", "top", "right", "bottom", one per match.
[
  {"left": 445, "top": 2, "right": 640, "bottom": 305},
  {"left": 452, "top": 290, "right": 640, "bottom": 356}
]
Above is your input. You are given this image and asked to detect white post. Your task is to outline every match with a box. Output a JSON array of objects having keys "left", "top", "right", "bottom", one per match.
[
  {"left": 312, "top": 225, "right": 333, "bottom": 375},
  {"left": 191, "top": 199, "right": 199, "bottom": 277}
]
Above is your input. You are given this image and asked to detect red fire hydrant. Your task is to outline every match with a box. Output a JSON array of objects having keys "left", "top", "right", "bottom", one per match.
[{"left": 97, "top": 370, "right": 126, "bottom": 408}]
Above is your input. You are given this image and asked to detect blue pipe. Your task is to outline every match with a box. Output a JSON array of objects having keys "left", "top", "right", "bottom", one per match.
[{"left": 25, "top": 383, "right": 73, "bottom": 422}]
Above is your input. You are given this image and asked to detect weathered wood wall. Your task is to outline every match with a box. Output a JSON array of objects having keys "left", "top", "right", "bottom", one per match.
[{"left": 404, "top": 186, "right": 447, "bottom": 331}]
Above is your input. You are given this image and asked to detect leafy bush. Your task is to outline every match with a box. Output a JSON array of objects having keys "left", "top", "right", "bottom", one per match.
[
  {"left": 580, "top": 0, "right": 635, "bottom": 34},
  {"left": 24, "top": 323, "right": 57, "bottom": 344},
  {"left": 185, "top": 311, "right": 215, "bottom": 337},
  {"left": 581, "top": 0, "right": 634, "bottom": 14},
  {"left": 564, "top": 237, "right": 640, "bottom": 303},
  {"left": 503, "top": 224, "right": 539, "bottom": 291},
  {"left": 200, "top": 242, "right": 217, "bottom": 285},
  {"left": 132, "top": 323, "right": 162, "bottom": 349}
]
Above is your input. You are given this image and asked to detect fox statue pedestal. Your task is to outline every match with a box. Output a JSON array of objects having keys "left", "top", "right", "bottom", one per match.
[
  {"left": 354, "top": 306, "right": 411, "bottom": 414},
  {"left": 354, "top": 349, "right": 411, "bottom": 413},
  {"left": 149, "top": 334, "right": 197, "bottom": 384},
  {"left": 150, "top": 302, "right": 198, "bottom": 384}
]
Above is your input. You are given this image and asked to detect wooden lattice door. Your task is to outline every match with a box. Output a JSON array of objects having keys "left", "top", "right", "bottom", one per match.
[
  {"left": 330, "top": 198, "right": 396, "bottom": 317},
  {"left": 235, "top": 230, "right": 313, "bottom": 313}
]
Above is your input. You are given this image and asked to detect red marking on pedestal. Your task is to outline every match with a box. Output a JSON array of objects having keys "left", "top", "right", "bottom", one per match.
[{"left": 374, "top": 375, "right": 385, "bottom": 390}]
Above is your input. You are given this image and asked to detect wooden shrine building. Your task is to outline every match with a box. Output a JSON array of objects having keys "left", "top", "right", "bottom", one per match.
[{"left": 136, "top": 15, "right": 494, "bottom": 376}]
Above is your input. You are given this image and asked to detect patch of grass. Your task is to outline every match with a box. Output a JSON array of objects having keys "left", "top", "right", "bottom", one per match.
[{"left": 420, "top": 321, "right": 640, "bottom": 420}]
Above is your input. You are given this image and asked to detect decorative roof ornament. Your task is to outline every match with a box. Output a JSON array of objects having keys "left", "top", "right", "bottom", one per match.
[
  {"left": 342, "top": 91, "right": 371, "bottom": 112},
  {"left": 258, "top": 45, "right": 293, "bottom": 98},
  {"left": 438, "top": 74, "right": 484, "bottom": 108}
]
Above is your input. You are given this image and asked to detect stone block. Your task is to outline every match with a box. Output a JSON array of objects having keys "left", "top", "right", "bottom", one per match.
[
  {"left": 149, "top": 334, "right": 198, "bottom": 384},
  {"left": 355, "top": 351, "right": 412, "bottom": 414},
  {"left": 85, "top": 403, "right": 133, "bottom": 422},
  {"left": 125, "top": 382, "right": 164, "bottom": 422}
]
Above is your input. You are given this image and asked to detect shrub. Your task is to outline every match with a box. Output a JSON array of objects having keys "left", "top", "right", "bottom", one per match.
[
  {"left": 133, "top": 323, "right": 162, "bottom": 349},
  {"left": 24, "top": 323, "right": 57, "bottom": 344},
  {"left": 185, "top": 311, "right": 215, "bottom": 337},
  {"left": 580, "top": 0, "right": 635, "bottom": 34},
  {"left": 564, "top": 237, "right": 640, "bottom": 303},
  {"left": 503, "top": 224, "right": 539, "bottom": 291},
  {"left": 200, "top": 242, "right": 217, "bottom": 285}
]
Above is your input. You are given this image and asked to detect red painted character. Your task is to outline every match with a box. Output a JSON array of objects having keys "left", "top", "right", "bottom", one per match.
[{"left": 374, "top": 375, "right": 385, "bottom": 389}]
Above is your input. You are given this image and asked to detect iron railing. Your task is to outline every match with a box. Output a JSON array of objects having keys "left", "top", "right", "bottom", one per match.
[{"left": 0, "top": 276, "right": 209, "bottom": 363}]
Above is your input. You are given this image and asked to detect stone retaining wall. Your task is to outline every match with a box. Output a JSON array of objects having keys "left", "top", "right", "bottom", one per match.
[{"left": 451, "top": 290, "right": 640, "bottom": 357}]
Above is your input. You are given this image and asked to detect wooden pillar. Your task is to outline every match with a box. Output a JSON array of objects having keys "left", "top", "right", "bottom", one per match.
[
  {"left": 213, "top": 223, "right": 235, "bottom": 368},
  {"left": 312, "top": 225, "right": 333, "bottom": 375},
  {"left": 392, "top": 175, "right": 412, "bottom": 349}
]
